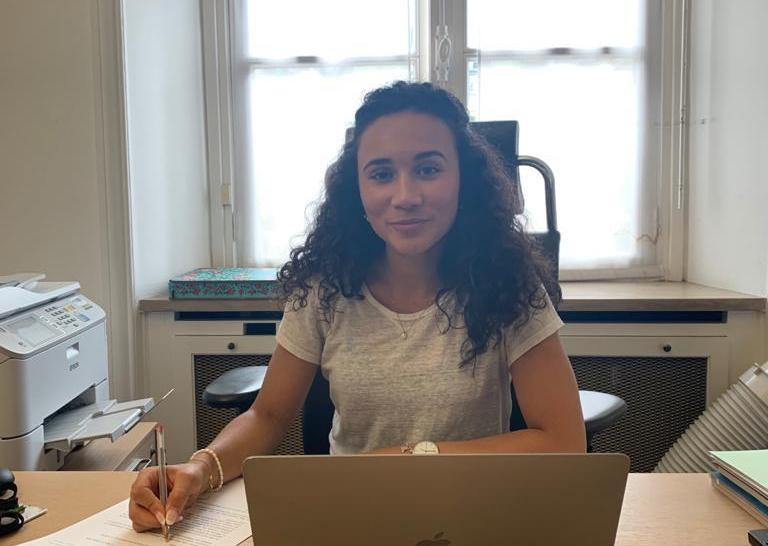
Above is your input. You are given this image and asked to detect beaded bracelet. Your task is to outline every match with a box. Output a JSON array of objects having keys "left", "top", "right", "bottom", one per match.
[
  {"left": 187, "top": 458, "right": 216, "bottom": 492},
  {"left": 189, "top": 448, "right": 224, "bottom": 492}
]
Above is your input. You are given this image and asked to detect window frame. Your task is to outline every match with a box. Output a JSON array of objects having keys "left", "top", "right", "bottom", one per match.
[
  {"left": 201, "top": 0, "right": 237, "bottom": 267},
  {"left": 201, "top": 0, "right": 689, "bottom": 280}
]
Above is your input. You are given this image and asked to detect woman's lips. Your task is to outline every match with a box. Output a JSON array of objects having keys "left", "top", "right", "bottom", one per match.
[{"left": 389, "top": 219, "right": 429, "bottom": 234}]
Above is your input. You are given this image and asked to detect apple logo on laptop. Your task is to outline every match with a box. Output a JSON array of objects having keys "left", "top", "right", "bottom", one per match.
[{"left": 416, "top": 531, "right": 451, "bottom": 545}]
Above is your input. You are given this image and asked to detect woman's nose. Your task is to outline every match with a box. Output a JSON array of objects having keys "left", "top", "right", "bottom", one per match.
[{"left": 392, "top": 174, "right": 423, "bottom": 208}]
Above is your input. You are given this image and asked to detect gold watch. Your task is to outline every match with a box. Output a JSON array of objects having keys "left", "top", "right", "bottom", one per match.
[{"left": 413, "top": 441, "right": 440, "bottom": 455}]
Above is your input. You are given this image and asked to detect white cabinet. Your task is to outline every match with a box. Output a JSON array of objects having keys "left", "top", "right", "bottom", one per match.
[
  {"left": 563, "top": 335, "right": 729, "bottom": 404},
  {"left": 557, "top": 310, "right": 765, "bottom": 470},
  {"left": 142, "top": 312, "right": 278, "bottom": 463},
  {"left": 561, "top": 333, "right": 729, "bottom": 471}
]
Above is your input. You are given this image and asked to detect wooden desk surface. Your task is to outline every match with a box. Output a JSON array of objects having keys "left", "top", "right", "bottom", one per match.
[
  {"left": 6, "top": 472, "right": 761, "bottom": 546},
  {"left": 614, "top": 473, "right": 760, "bottom": 545}
]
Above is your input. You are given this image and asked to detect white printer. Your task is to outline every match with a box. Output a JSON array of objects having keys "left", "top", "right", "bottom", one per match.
[{"left": 0, "top": 274, "right": 155, "bottom": 470}]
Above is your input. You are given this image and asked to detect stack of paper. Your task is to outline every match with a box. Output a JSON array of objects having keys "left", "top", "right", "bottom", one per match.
[
  {"left": 20, "top": 478, "right": 252, "bottom": 545},
  {"left": 709, "top": 449, "right": 768, "bottom": 526}
]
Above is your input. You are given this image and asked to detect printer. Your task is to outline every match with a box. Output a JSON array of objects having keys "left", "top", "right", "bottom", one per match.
[{"left": 0, "top": 274, "right": 155, "bottom": 470}]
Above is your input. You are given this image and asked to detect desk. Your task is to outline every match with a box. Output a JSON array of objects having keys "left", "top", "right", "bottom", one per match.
[{"left": 5, "top": 472, "right": 761, "bottom": 546}]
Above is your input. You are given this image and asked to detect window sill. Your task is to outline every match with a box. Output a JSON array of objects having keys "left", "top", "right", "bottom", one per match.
[
  {"left": 138, "top": 281, "right": 766, "bottom": 314},
  {"left": 558, "top": 281, "right": 765, "bottom": 312}
]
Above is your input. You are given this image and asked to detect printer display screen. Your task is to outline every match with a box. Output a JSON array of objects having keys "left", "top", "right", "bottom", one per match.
[{"left": 7, "top": 316, "right": 59, "bottom": 347}]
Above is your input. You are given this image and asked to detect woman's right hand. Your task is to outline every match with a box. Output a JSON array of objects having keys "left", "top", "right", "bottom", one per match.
[{"left": 128, "top": 462, "right": 208, "bottom": 532}]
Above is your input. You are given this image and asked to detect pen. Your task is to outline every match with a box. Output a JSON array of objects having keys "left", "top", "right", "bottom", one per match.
[{"left": 155, "top": 424, "right": 170, "bottom": 542}]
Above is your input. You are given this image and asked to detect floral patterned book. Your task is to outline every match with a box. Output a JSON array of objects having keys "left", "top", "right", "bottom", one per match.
[{"left": 168, "top": 268, "right": 279, "bottom": 299}]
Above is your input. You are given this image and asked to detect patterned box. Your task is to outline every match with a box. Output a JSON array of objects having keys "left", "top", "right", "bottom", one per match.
[{"left": 168, "top": 268, "right": 279, "bottom": 299}]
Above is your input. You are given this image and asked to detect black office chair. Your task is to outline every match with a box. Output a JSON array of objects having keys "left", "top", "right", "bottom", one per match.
[{"left": 203, "top": 120, "right": 627, "bottom": 454}]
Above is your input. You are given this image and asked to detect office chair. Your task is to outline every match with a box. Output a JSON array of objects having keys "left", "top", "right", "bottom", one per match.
[{"left": 203, "top": 120, "right": 626, "bottom": 454}]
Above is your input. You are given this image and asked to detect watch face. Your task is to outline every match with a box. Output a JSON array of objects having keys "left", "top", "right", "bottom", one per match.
[{"left": 413, "top": 441, "right": 439, "bottom": 455}]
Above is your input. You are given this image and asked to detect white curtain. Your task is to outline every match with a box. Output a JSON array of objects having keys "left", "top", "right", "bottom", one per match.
[
  {"left": 467, "top": 0, "right": 662, "bottom": 274},
  {"left": 234, "top": 1, "right": 414, "bottom": 267}
]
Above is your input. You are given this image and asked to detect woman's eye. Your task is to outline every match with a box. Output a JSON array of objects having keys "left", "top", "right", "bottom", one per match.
[
  {"left": 417, "top": 164, "right": 441, "bottom": 177},
  {"left": 370, "top": 169, "right": 393, "bottom": 182}
]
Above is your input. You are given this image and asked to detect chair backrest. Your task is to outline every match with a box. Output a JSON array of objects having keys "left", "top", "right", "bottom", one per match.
[
  {"left": 300, "top": 121, "right": 560, "bottom": 453},
  {"left": 469, "top": 120, "right": 525, "bottom": 215},
  {"left": 470, "top": 120, "right": 560, "bottom": 283},
  {"left": 302, "top": 371, "right": 334, "bottom": 454}
]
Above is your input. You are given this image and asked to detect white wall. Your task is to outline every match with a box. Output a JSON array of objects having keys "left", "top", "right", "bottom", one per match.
[
  {"left": 122, "top": 0, "right": 211, "bottom": 309},
  {"left": 0, "top": 1, "right": 108, "bottom": 303},
  {"left": 687, "top": 0, "right": 768, "bottom": 297}
]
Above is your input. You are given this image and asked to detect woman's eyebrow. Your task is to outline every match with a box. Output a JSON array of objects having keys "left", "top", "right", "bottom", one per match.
[
  {"left": 362, "top": 158, "right": 392, "bottom": 171},
  {"left": 362, "top": 150, "right": 446, "bottom": 171},
  {"left": 413, "top": 150, "right": 447, "bottom": 161}
]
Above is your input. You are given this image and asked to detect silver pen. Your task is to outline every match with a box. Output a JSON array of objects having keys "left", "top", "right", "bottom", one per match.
[{"left": 155, "top": 424, "right": 170, "bottom": 542}]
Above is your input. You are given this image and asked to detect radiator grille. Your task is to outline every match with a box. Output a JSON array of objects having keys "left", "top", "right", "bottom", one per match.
[
  {"left": 193, "top": 354, "right": 304, "bottom": 455},
  {"left": 571, "top": 356, "right": 708, "bottom": 472}
]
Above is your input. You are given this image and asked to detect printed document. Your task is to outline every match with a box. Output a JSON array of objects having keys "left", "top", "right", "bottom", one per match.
[{"left": 21, "top": 478, "right": 251, "bottom": 546}]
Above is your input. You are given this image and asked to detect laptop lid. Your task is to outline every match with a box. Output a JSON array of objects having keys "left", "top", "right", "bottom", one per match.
[{"left": 243, "top": 453, "right": 629, "bottom": 546}]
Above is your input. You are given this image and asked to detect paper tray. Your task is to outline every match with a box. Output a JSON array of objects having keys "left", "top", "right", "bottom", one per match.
[{"left": 43, "top": 398, "right": 154, "bottom": 452}]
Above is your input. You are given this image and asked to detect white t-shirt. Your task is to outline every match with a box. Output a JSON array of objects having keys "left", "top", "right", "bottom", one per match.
[{"left": 276, "top": 284, "right": 563, "bottom": 454}]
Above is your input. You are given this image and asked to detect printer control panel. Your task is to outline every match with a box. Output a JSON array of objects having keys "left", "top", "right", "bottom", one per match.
[
  {"left": 40, "top": 295, "right": 99, "bottom": 331},
  {"left": 0, "top": 294, "right": 105, "bottom": 357}
]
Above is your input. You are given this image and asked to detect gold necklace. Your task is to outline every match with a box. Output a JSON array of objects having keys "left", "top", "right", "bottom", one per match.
[{"left": 394, "top": 314, "right": 418, "bottom": 339}]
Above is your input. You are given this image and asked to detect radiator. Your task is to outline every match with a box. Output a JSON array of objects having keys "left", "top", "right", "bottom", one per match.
[
  {"left": 192, "top": 353, "right": 304, "bottom": 455},
  {"left": 571, "top": 355, "right": 708, "bottom": 472}
]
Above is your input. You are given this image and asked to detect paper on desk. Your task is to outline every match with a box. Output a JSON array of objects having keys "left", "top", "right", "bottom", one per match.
[{"left": 20, "top": 478, "right": 251, "bottom": 546}]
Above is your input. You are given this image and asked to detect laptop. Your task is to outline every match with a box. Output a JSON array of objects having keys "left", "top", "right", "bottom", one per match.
[{"left": 242, "top": 453, "right": 630, "bottom": 546}]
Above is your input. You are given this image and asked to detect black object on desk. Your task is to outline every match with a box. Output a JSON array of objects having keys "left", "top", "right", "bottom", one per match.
[{"left": 0, "top": 467, "right": 24, "bottom": 537}]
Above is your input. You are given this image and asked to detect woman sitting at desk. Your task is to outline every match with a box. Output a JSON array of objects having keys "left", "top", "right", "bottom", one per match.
[{"left": 129, "top": 81, "right": 585, "bottom": 532}]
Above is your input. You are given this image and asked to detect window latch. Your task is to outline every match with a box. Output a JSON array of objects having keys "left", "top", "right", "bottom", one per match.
[{"left": 221, "top": 183, "right": 232, "bottom": 207}]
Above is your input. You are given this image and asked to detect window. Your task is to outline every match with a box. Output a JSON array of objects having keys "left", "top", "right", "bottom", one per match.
[{"left": 203, "top": 0, "right": 686, "bottom": 279}]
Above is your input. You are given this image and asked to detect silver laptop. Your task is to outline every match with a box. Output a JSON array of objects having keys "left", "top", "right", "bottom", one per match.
[{"left": 243, "top": 453, "right": 629, "bottom": 546}]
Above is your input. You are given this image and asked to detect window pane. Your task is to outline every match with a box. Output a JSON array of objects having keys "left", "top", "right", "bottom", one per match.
[
  {"left": 468, "top": 0, "right": 644, "bottom": 51},
  {"left": 470, "top": 60, "right": 652, "bottom": 270},
  {"left": 246, "top": 1, "right": 413, "bottom": 59},
  {"left": 240, "top": 65, "right": 409, "bottom": 266},
  {"left": 468, "top": 0, "right": 660, "bottom": 271}
]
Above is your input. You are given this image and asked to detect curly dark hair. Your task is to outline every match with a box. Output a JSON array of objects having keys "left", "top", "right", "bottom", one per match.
[{"left": 279, "top": 81, "right": 560, "bottom": 365}]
